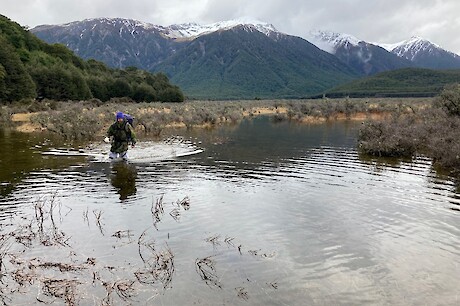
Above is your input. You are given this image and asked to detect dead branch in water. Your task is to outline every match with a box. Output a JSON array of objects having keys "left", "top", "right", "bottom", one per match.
[
  {"left": 82, "top": 207, "right": 89, "bottom": 226},
  {"left": 235, "top": 287, "right": 249, "bottom": 300},
  {"left": 92, "top": 210, "right": 104, "bottom": 235},
  {"left": 101, "top": 279, "right": 136, "bottom": 304},
  {"left": 195, "top": 256, "right": 221, "bottom": 289},
  {"left": 38, "top": 278, "right": 80, "bottom": 305},
  {"left": 177, "top": 196, "right": 190, "bottom": 210},
  {"left": 224, "top": 236, "right": 235, "bottom": 247},
  {"left": 169, "top": 208, "right": 180, "bottom": 221},
  {"left": 111, "top": 230, "right": 133, "bottom": 241},
  {"left": 151, "top": 195, "right": 164, "bottom": 229},
  {"left": 134, "top": 243, "right": 174, "bottom": 290},
  {"left": 205, "top": 234, "right": 221, "bottom": 248}
]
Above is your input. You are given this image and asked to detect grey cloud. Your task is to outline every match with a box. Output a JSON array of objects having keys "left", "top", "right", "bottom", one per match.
[{"left": 1, "top": 0, "right": 459, "bottom": 54}]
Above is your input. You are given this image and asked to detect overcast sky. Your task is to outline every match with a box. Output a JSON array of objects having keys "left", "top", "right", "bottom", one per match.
[{"left": 2, "top": 0, "right": 460, "bottom": 54}]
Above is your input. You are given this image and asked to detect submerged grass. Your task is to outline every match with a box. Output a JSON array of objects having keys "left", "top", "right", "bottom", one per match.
[{"left": 0, "top": 194, "right": 277, "bottom": 304}]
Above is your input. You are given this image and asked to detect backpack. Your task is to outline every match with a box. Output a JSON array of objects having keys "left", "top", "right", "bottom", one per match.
[
  {"left": 123, "top": 114, "right": 134, "bottom": 142},
  {"left": 123, "top": 114, "right": 134, "bottom": 127}
]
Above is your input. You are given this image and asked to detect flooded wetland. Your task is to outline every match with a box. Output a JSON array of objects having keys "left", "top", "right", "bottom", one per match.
[{"left": 0, "top": 117, "right": 459, "bottom": 305}]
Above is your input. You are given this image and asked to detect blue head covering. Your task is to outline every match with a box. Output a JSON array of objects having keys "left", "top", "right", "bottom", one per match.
[{"left": 116, "top": 112, "right": 124, "bottom": 120}]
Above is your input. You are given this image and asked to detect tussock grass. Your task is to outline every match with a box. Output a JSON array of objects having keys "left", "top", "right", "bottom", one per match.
[
  {"left": 358, "top": 87, "right": 460, "bottom": 180},
  {"left": 0, "top": 97, "right": 432, "bottom": 140}
]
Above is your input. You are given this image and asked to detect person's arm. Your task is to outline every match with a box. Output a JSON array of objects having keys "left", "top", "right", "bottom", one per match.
[
  {"left": 107, "top": 124, "right": 113, "bottom": 137},
  {"left": 127, "top": 123, "right": 136, "bottom": 146},
  {"left": 105, "top": 125, "right": 114, "bottom": 143}
]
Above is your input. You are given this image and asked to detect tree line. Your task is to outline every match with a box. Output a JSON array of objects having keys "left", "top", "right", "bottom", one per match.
[
  {"left": 324, "top": 67, "right": 460, "bottom": 98},
  {"left": 0, "top": 15, "right": 184, "bottom": 103}
]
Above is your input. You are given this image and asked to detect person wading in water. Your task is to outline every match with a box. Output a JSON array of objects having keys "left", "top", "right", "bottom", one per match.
[{"left": 105, "top": 112, "right": 136, "bottom": 161}]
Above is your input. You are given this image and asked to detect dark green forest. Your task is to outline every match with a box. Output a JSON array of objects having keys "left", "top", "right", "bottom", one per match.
[
  {"left": 324, "top": 68, "right": 460, "bottom": 98},
  {"left": 0, "top": 15, "right": 184, "bottom": 103}
]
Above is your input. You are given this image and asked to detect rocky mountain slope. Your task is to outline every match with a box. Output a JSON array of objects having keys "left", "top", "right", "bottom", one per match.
[{"left": 32, "top": 18, "right": 360, "bottom": 99}]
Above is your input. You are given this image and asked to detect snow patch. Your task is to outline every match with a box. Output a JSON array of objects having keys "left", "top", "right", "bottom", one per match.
[
  {"left": 374, "top": 36, "right": 457, "bottom": 61},
  {"left": 307, "top": 29, "right": 361, "bottom": 54},
  {"left": 164, "top": 17, "right": 278, "bottom": 39}
]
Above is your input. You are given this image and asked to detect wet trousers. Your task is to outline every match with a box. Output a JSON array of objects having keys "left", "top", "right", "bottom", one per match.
[{"left": 109, "top": 151, "right": 128, "bottom": 160}]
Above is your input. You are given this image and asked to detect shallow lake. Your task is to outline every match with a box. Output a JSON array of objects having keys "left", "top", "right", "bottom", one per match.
[{"left": 0, "top": 117, "right": 459, "bottom": 305}]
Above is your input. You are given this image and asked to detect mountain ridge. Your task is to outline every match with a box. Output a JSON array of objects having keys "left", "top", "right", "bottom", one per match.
[
  {"left": 35, "top": 17, "right": 460, "bottom": 56},
  {"left": 32, "top": 17, "right": 360, "bottom": 99},
  {"left": 310, "top": 30, "right": 460, "bottom": 70},
  {"left": 307, "top": 30, "right": 414, "bottom": 75},
  {"left": 32, "top": 17, "right": 460, "bottom": 65},
  {"left": 382, "top": 36, "right": 460, "bottom": 69},
  {"left": 164, "top": 17, "right": 278, "bottom": 39},
  {"left": 154, "top": 25, "right": 359, "bottom": 99},
  {"left": 30, "top": 17, "right": 460, "bottom": 99}
]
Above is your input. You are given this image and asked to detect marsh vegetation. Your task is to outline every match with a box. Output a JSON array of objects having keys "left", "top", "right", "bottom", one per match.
[
  {"left": 3, "top": 93, "right": 459, "bottom": 180},
  {"left": 0, "top": 192, "right": 280, "bottom": 305},
  {"left": 358, "top": 84, "right": 460, "bottom": 179},
  {"left": 2, "top": 96, "right": 431, "bottom": 137}
]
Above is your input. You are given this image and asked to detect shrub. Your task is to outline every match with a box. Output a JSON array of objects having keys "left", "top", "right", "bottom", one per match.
[
  {"left": 136, "top": 111, "right": 164, "bottom": 137},
  {"left": 421, "top": 111, "right": 460, "bottom": 172},
  {"left": 0, "top": 106, "right": 12, "bottom": 127},
  {"left": 358, "top": 117, "right": 419, "bottom": 157},
  {"left": 27, "top": 101, "right": 51, "bottom": 112},
  {"left": 358, "top": 98, "right": 460, "bottom": 180},
  {"left": 434, "top": 83, "right": 460, "bottom": 116},
  {"left": 31, "top": 106, "right": 104, "bottom": 141}
]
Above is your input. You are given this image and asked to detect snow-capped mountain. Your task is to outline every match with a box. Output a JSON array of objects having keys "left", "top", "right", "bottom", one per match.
[
  {"left": 381, "top": 36, "right": 450, "bottom": 59},
  {"left": 35, "top": 17, "right": 279, "bottom": 40},
  {"left": 378, "top": 36, "right": 460, "bottom": 69},
  {"left": 163, "top": 17, "right": 279, "bottom": 39},
  {"left": 307, "top": 30, "right": 412, "bottom": 75},
  {"left": 306, "top": 30, "right": 361, "bottom": 54},
  {"left": 31, "top": 17, "right": 356, "bottom": 99},
  {"left": 30, "top": 16, "right": 460, "bottom": 99},
  {"left": 31, "top": 17, "right": 283, "bottom": 71},
  {"left": 32, "top": 18, "right": 181, "bottom": 70},
  {"left": 309, "top": 30, "right": 460, "bottom": 71}
]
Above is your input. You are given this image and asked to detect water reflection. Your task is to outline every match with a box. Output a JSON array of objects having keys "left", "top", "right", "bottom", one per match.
[
  {"left": 0, "top": 117, "right": 459, "bottom": 305},
  {"left": 0, "top": 130, "right": 86, "bottom": 197},
  {"left": 109, "top": 162, "right": 137, "bottom": 201}
]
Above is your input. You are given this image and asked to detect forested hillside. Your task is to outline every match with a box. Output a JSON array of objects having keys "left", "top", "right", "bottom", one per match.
[
  {"left": 32, "top": 18, "right": 361, "bottom": 100},
  {"left": 324, "top": 68, "right": 460, "bottom": 97},
  {"left": 0, "top": 15, "right": 184, "bottom": 103}
]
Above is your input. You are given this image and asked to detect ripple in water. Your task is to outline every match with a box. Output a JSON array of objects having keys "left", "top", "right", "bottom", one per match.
[
  {"left": 0, "top": 121, "right": 459, "bottom": 305},
  {"left": 42, "top": 136, "right": 204, "bottom": 163}
]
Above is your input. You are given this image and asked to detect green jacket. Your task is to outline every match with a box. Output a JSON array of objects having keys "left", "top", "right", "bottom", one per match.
[{"left": 107, "top": 120, "right": 136, "bottom": 153}]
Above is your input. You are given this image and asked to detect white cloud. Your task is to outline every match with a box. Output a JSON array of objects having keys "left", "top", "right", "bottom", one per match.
[{"left": 1, "top": 0, "right": 459, "bottom": 54}]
